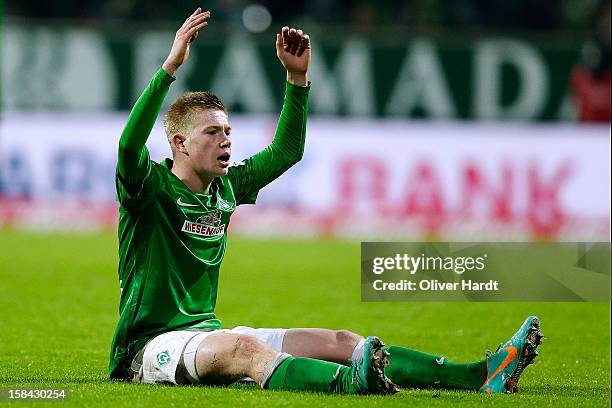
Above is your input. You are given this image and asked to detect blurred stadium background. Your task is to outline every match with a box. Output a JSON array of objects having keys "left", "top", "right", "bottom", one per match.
[{"left": 1, "top": 0, "right": 610, "bottom": 240}]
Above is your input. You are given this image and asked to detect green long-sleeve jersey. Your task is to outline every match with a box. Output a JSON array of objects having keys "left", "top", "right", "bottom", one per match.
[{"left": 109, "top": 68, "right": 309, "bottom": 379}]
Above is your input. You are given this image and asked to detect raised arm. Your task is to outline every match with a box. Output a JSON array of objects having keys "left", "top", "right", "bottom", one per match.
[
  {"left": 117, "top": 8, "right": 210, "bottom": 189},
  {"left": 228, "top": 27, "right": 311, "bottom": 204}
]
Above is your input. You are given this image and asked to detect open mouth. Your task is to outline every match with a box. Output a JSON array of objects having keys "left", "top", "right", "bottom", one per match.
[{"left": 217, "top": 152, "right": 231, "bottom": 168}]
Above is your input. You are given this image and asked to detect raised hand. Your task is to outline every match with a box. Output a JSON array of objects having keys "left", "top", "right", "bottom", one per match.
[
  {"left": 162, "top": 8, "right": 210, "bottom": 76},
  {"left": 276, "top": 27, "right": 311, "bottom": 86}
]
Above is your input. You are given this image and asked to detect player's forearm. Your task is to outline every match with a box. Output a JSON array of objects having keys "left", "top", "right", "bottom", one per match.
[
  {"left": 286, "top": 72, "right": 308, "bottom": 87},
  {"left": 117, "top": 69, "right": 174, "bottom": 181},
  {"left": 118, "top": 69, "right": 175, "bottom": 154},
  {"left": 269, "top": 80, "right": 310, "bottom": 165}
]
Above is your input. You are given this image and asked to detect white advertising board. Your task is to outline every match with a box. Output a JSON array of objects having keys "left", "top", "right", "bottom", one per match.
[{"left": 0, "top": 113, "right": 609, "bottom": 239}]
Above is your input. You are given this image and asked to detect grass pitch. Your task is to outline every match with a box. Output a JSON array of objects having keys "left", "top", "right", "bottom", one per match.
[{"left": 0, "top": 230, "right": 609, "bottom": 407}]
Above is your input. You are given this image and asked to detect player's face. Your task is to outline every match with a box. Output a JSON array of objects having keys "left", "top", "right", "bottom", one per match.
[{"left": 185, "top": 109, "right": 232, "bottom": 177}]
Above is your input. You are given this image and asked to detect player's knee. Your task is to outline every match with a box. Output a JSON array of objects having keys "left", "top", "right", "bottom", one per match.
[
  {"left": 334, "top": 330, "right": 362, "bottom": 347},
  {"left": 231, "top": 334, "right": 265, "bottom": 361},
  {"left": 195, "top": 333, "right": 263, "bottom": 378}
]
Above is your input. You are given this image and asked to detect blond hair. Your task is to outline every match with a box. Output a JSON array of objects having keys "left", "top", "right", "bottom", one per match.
[{"left": 163, "top": 92, "right": 228, "bottom": 155}]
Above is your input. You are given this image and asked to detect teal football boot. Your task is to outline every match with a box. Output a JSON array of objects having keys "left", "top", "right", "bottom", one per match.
[
  {"left": 350, "top": 336, "right": 399, "bottom": 395},
  {"left": 480, "top": 316, "right": 544, "bottom": 393}
]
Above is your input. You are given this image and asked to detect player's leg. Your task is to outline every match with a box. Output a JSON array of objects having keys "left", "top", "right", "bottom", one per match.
[
  {"left": 282, "top": 328, "right": 362, "bottom": 364},
  {"left": 133, "top": 330, "right": 288, "bottom": 385},
  {"left": 191, "top": 331, "right": 396, "bottom": 394},
  {"left": 279, "top": 317, "right": 543, "bottom": 393},
  {"left": 280, "top": 328, "right": 486, "bottom": 390},
  {"left": 190, "top": 331, "right": 278, "bottom": 385},
  {"left": 386, "top": 316, "right": 544, "bottom": 393},
  {"left": 384, "top": 346, "right": 487, "bottom": 390}
]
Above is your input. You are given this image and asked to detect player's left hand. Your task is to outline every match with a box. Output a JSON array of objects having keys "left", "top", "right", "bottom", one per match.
[
  {"left": 162, "top": 7, "right": 210, "bottom": 77},
  {"left": 276, "top": 27, "right": 311, "bottom": 86}
]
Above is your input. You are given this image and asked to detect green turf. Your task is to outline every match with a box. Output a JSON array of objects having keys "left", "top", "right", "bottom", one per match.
[{"left": 0, "top": 230, "right": 609, "bottom": 407}]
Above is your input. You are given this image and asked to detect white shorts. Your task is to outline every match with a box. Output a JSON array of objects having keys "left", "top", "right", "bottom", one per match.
[{"left": 133, "top": 326, "right": 287, "bottom": 385}]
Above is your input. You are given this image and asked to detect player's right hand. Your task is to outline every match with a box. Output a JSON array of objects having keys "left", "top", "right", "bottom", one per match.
[{"left": 162, "top": 7, "right": 210, "bottom": 77}]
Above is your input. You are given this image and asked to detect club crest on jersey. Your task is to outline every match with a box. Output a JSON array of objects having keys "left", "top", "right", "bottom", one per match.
[
  {"left": 217, "top": 195, "right": 235, "bottom": 211},
  {"left": 182, "top": 210, "right": 225, "bottom": 237},
  {"left": 196, "top": 211, "right": 222, "bottom": 227}
]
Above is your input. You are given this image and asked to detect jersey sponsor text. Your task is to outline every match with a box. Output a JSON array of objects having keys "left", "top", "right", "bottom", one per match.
[{"left": 181, "top": 220, "right": 226, "bottom": 237}]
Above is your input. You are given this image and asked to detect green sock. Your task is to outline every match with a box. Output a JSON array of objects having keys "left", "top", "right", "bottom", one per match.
[
  {"left": 386, "top": 346, "right": 486, "bottom": 390},
  {"left": 266, "top": 357, "right": 358, "bottom": 394}
]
